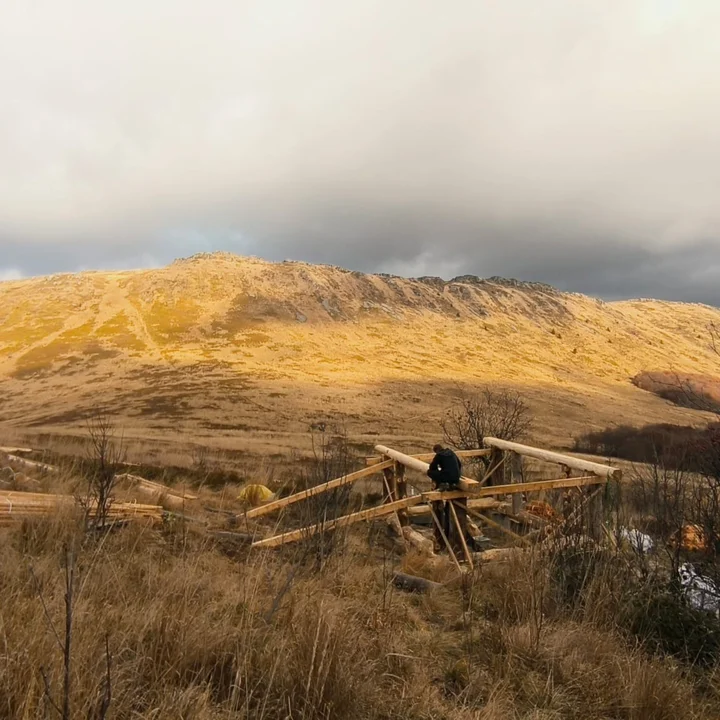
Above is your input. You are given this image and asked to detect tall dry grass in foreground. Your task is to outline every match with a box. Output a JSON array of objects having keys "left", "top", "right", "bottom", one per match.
[{"left": 1, "top": 507, "right": 719, "bottom": 720}]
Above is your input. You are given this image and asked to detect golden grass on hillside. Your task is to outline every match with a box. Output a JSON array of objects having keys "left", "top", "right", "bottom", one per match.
[
  {"left": 1, "top": 254, "right": 719, "bottom": 454},
  {"left": 0, "top": 515, "right": 716, "bottom": 720}
]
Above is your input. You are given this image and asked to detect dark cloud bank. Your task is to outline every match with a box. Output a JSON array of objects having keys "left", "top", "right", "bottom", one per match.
[{"left": 1, "top": 1, "right": 719, "bottom": 305}]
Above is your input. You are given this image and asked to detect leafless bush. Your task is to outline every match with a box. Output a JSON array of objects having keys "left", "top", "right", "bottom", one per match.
[
  {"left": 85, "top": 409, "right": 125, "bottom": 530},
  {"left": 298, "top": 421, "right": 354, "bottom": 567},
  {"left": 189, "top": 443, "right": 210, "bottom": 473},
  {"left": 442, "top": 387, "right": 533, "bottom": 450},
  {"left": 442, "top": 387, "right": 533, "bottom": 481}
]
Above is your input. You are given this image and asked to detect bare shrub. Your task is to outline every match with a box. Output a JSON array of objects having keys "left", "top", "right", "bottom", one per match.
[
  {"left": 442, "top": 388, "right": 533, "bottom": 450},
  {"left": 189, "top": 443, "right": 210, "bottom": 474},
  {"left": 442, "top": 387, "right": 533, "bottom": 482},
  {"left": 290, "top": 421, "right": 355, "bottom": 567},
  {"left": 84, "top": 409, "right": 125, "bottom": 530}
]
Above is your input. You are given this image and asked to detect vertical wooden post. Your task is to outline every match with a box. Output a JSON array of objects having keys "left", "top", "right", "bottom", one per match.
[
  {"left": 395, "top": 462, "right": 406, "bottom": 498},
  {"left": 382, "top": 466, "right": 397, "bottom": 503},
  {"left": 451, "top": 497, "right": 469, "bottom": 547},
  {"left": 431, "top": 500, "right": 445, "bottom": 550},
  {"left": 586, "top": 480, "right": 604, "bottom": 541},
  {"left": 430, "top": 506, "right": 462, "bottom": 573},
  {"left": 510, "top": 451, "right": 524, "bottom": 515},
  {"left": 485, "top": 448, "right": 504, "bottom": 486},
  {"left": 449, "top": 499, "right": 473, "bottom": 568},
  {"left": 394, "top": 462, "right": 409, "bottom": 526}
]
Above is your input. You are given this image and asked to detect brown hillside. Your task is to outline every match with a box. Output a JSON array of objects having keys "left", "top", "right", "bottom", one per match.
[{"left": 0, "top": 252, "right": 719, "bottom": 456}]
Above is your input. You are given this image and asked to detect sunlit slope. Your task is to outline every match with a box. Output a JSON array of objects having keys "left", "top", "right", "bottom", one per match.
[{"left": 0, "top": 252, "right": 718, "bottom": 447}]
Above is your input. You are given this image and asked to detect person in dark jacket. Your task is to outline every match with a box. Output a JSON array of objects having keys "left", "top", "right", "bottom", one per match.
[{"left": 427, "top": 444, "right": 462, "bottom": 489}]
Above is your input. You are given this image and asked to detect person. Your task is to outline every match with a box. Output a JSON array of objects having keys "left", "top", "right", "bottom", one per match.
[{"left": 427, "top": 444, "right": 462, "bottom": 490}]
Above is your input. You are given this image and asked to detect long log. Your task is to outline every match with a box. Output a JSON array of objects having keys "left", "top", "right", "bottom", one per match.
[
  {"left": 483, "top": 438, "right": 620, "bottom": 480},
  {"left": 6, "top": 455, "right": 59, "bottom": 473},
  {"left": 475, "top": 475, "right": 602, "bottom": 497},
  {"left": 366, "top": 448, "right": 491, "bottom": 466},
  {"left": 408, "top": 498, "right": 503, "bottom": 516},
  {"left": 421, "top": 475, "right": 602, "bottom": 502},
  {"left": 252, "top": 495, "right": 424, "bottom": 548},
  {"left": 245, "top": 459, "right": 394, "bottom": 519},
  {"left": 374, "top": 445, "right": 479, "bottom": 491},
  {"left": 392, "top": 573, "right": 442, "bottom": 593}
]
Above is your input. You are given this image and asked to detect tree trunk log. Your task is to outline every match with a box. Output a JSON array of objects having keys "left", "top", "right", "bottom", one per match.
[{"left": 392, "top": 572, "right": 442, "bottom": 593}]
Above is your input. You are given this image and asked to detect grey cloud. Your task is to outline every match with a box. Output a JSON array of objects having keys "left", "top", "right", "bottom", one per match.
[{"left": 1, "top": 0, "right": 720, "bottom": 304}]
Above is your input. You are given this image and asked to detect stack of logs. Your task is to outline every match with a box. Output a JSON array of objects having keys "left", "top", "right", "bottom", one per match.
[{"left": 0, "top": 490, "right": 164, "bottom": 525}]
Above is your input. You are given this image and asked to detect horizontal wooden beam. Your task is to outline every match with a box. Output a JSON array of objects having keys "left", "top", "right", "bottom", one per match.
[
  {"left": 252, "top": 495, "right": 424, "bottom": 548},
  {"left": 374, "top": 445, "right": 479, "bottom": 491},
  {"left": 245, "top": 459, "right": 394, "bottom": 519},
  {"left": 248, "top": 472, "right": 605, "bottom": 548},
  {"left": 473, "top": 475, "right": 602, "bottom": 497},
  {"left": 366, "top": 448, "right": 491, "bottom": 466},
  {"left": 407, "top": 498, "right": 502, "bottom": 515},
  {"left": 417, "top": 475, "right": 603, "bottom": 502},
  {"left": 483, "top": 438, "right": 620, "bottom": 480}
]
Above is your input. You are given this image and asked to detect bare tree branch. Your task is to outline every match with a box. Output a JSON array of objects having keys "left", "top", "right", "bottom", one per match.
[
  {"left": 442, "top": 387, "right": 533, "bottom": 450},
  {"left": 62, "top": 549, "right": 74, "bottom": 720},
  {"left": 85, "top": 408, "right": 126, "bottom": 530},
  {"left": 95, "top": 634, "right": 112, "bottom": 720},
  {"left": 29, "top": 566, "right": 63, "bottom": 652},
  {"left": 40, "top": 666, "right": 62, "bottom": 719}
]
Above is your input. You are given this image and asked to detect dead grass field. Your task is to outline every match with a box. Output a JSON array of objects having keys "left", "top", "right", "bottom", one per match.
[{"left": 0, "top": 468, "right": 718, "bottom": 720}]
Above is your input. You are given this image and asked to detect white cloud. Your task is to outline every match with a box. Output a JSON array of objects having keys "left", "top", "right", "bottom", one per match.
[
  {"left": 1, "top": 0, "right": 719, "bottom": 302},
  {"left": 0, "top": 268, "right": 23, "bottom": 282}
]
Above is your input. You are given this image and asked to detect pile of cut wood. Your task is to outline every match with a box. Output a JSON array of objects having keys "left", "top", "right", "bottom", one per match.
[
  {"left": 0, "top": 490, "right": 164, "bottom": 525},
  {"left": 116, "top": 473, "right": 198, "bottom": 510}
]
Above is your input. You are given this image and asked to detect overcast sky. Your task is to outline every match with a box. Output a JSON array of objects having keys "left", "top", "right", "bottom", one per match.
[{"left": 2, "top": 0, "right": 720, "bottom": 304}]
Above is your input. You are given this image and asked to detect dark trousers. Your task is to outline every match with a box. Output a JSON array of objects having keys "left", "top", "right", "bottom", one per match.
[{"left": 428, "top": 469, "right": 459, "bottom": 489}]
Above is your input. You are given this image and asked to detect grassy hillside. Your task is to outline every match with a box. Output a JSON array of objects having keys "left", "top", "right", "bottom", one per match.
[{"left": 0, "top": 253, "right": 718, "bottom": 455}]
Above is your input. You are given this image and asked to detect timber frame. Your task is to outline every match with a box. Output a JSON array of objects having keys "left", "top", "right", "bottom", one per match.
[{"left": 249, "top": 438, "right": 620, "bottom": 557}]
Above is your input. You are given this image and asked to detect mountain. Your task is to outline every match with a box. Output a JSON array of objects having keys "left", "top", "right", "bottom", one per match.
[{"left": 1, "top": 252, "right": 719, "bottom": 455}]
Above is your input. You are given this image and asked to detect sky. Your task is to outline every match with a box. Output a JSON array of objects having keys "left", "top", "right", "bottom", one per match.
[{"left": 2, "top": 0, "right": 720, "bottom": 304}]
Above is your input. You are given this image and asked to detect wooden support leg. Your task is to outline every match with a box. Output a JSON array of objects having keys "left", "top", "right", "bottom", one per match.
[
  {"left": 430, "top": 505, "right": 463, "bottom": 573},
  {"left": 449, "top": 500, "right": 473, "bottom": 569},
  {"left": 510, "top": 451, "right": 524, "bottom": 515},
  {"left": 443, "top": 502, "right": 452, "bottom": 543},
  {"left": 481, "top": 448, "right": 505, "bottom": 487},
  {"left": 465, "top": 504, "right": 526, "bottom": 544},
  {"left": 394, "top": 462, "right": 409, "bottom": 527},
  {"left": 585, "top": 481, "right": 604, "bottom": 542},
  {"left": 448, "top": 496, "right": 470, "bottom": 552},
  {"left": 431, "top": 500, "right": 445, "bottom": 550},
  {"left": 383, "top": 467, "right": 397, "bottom": 503}
]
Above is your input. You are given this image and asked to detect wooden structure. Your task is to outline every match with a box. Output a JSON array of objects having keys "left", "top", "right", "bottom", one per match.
[{"left": 249, "top": 439, "right": 620, "bottom": 560}]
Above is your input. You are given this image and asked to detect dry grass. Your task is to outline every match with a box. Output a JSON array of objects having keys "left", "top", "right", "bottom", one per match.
[{"left": 0, "top": 495, "right": 718, "bottom": 719}]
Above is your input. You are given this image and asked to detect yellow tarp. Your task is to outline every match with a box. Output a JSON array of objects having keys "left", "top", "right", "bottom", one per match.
[{"left": 237, "top": 484, "right": 275, "bottom": 507}]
